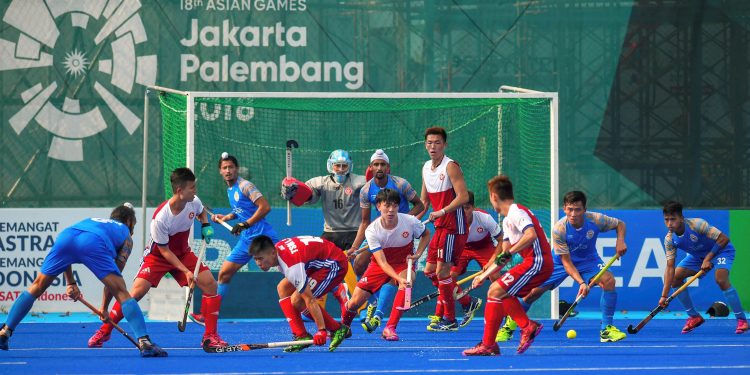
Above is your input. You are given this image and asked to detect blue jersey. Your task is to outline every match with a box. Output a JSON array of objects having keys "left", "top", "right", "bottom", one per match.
[
  {"left": 70, "top": 218, "right": 130, "bottom": 254},
  {"left": 359, "top": 175, "right": 417, "bottom": 217},
  {"left": 227, "top": 177, "right": 275, "bottom": 239},
  {"left": 552, "top": 212, "right": 620, "bottom": 270},
  {"left": 664, "top": 218, "right": 734, "bottom": 261}
]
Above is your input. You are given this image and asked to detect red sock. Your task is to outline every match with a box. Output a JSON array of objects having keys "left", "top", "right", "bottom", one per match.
[
  {"left": 438, "top": 277, "right": 456, "bottom": 321},
  {"left": 456, "top": 283, "right": 472, "bottom": 307},
  {"left": 386, "top": 289, "right": 406, "bottom": 328},
  {"left": 341, "top": 301, "right": 358, "bottom": 327},
  {"left": 279, "top": 297, "right": 307, "bottom": 337},
  {"left": 332, "top": 283, "right": 348, "bottom": 305},
  {"left": 202, "top": 294, "right": 221, "bottom": 336},
  {"left": 425, "top": 272, "right": 439, "bottom": 287},
  {"left": 482, "top": 297, "right": 505, "bottom": 347},
  {"left": 435, "top": 299, "right": 445, "bottom": 317},
  {"left": 101, "top": 302, "right": 123, "bottom": 334},
  {"left": 200, "top": 295, "right": 208, "bottom": 316},
  {"left": 503, "top": 296, "right": 530, "bottom": 328},
  {"left": 303, "top": 307, "right": 344, "bottom": 331}
]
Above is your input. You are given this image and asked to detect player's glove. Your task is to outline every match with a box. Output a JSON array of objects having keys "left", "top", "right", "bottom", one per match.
[
  {"left": 231, "top": 222, "right": 248, "bottom": 235},
  {"left": 313, "top": 329, "right": 327, "bottom": 346},
  {"left": 280, "top": 182, "right": 298, "bottom": 200},
  {"left": 201, "top": 223, "right": 214, "bottom": 244},
  {"left": 495, "top": 251, "right": 511, "bottom": 266}
]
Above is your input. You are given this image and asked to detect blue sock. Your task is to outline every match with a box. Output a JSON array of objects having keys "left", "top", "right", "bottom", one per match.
[
  {"left": 600, "top": 290, "right": 617, "bottom": 329},
  {"left": 375, "top": 283, "right": 397, "bottom": 318},
  {"left": 217, "top": 283, "right": 229, "bottom": 299},
  {"left": 722, "top": 287, "right": 747, "bottom": 320},
  {"left": 5, "top": 291, "right": 36, "bottom": 330},
  {"left": 519, "top": 298, "right": 531, "bottom": 312},
  {"left": 121, "top": 298, "right": 148, "bottom": 338},
  {"left": 675, "top": 289, "right": 699, "bottom": 317}
]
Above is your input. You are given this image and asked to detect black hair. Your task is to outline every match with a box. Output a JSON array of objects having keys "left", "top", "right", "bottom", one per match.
[
  {"left": 487, "top": 175, "right": 513, "bottom": 200},
  {"left": 170, "top": 167, "right": 196, "bottom": 193},
  {"left": 249, "top": 235, "right": 276, "bottom": 257},
  {"left": 375, "top": 188, "right": 401, "bottom": 206},
  {"left": 218, "top": 154, "right": 239, "bottom": 168},
  {"left": 110, "top": 204, "right": 136, "bottom": 225},
  {"left": 424, "top": 126, "right": 447, "bottom": 142},
  {"left": 663, "top": 200, "right": 683, "bottom": 216},
  {"left": 563, "top": 191, "right": 587, "bottom": 208}
]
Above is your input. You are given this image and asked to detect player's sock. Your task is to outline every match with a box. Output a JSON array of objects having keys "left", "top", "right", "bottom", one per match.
[
  {"left": 120, "top": 298, "right": 148, "bottom": 338},
  {"left": 434, "top": 299, "right": 445, "bottom": 318},
  {"left": 722, "top": 287, "right": 747, "bottom": 320},
  {"left": 320, "top": 308, "right": 343, "bottom": 331},
  {"left": 332, "top": 283, "right": 348, "bottom": 306},
  {"left": 426, "top": 272, "right": 443, "bottom": 317},
  {"left": 519, "top": 298, "right": 531, "bottom": 312},
  {"left": 482, "top": 297, "right": 505, "bottom": 347},
  {"left": 425, "top": 272, "right": 439, "bottom": 287},
  {"left": 376, "top": 283, "right": 397, "bottom": 318},
  {"left": 503, "top": 296, "right": 530, "bottom": 328},
  {"left": 675, "top": 289, "right": 699, "bottom": 317},
  {"left": 456, "top": 284, "right": 472, "bottom": 307},
  {"left": 438, "top": 277, "right": 456, "bottom": 321},
  {"left": 4, "top": 291, "right": 35, "bottom": 330},
  {"left": 98, "top": 301, "right": 124, "bottom": 335},
  {"left": 279, "top": 297, "right": 307, "bottom": 337},
  {"left": 600, "top": 290, "right": 617, "bottom": 330},
  {"left": 385, "top": 289, "right": 406, "bottom": 328},
  {"left": 202, "top": 294, "right": 221, "bottom": 336},
  {"left": 217, "top": 283, "right": 229, "bottom": 299},
  {"left": 340, "top": 303, "right": 359, "bottom": 327}
]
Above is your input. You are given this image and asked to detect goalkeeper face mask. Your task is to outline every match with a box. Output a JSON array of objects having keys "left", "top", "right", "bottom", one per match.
[{"left": 327, "top": 150, "right": 353, "bottom": 183}]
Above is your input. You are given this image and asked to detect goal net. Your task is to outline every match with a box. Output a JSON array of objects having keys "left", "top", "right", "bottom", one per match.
[{"left": 145, "top": 88, "right": 559, "bottom": 319}]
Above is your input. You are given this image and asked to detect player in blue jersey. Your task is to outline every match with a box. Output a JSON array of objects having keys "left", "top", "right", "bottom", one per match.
[
  {"left": 661, "top": 201, "right": 748, "bottom": 334},
  {"left": 0, "top": 204, "right": 167, "bottom": 357},
  {"left": 190, "top": 153, "right": 280, "bottom": 325},
  {"left": 497, "top": 191, "right": 628, "bottom": 343},
  {"left": 346, "top": 149, "right": 424, "bottom": 333}
]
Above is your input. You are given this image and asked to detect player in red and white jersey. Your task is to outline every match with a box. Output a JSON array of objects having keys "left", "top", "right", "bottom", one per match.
[
  {"left": 250, "top": 235, "right": 351, "bottom": 352},
  {"left": 450, "top": 191, "right": 503, "bottom": 328},
  {"left": 337, "top": 189, "right": 430, "bottom": 344},
  {"left": 464, "top": 175, "right": 553, "bottom": 356},
  {"left": 88, "top": 168, "right": 227, "bottom": 349},
  {"left": 421, "top": 126, "right": 469, "bottom": 331}
]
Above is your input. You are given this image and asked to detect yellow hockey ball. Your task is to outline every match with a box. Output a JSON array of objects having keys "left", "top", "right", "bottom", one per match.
[{"left": 566, "top": 329, "right": 577, "bottom": 339}]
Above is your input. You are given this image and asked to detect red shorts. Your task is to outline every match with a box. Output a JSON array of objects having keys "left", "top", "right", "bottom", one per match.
[
  {"left": 451, "top": 245, "right": 494, "bottom": 275},
  {"left": 356, "top": 260, "right": 412, "bottom": 294},
  {"left": 494, "top": 251, "right": 552, "bottom": 298},
  {"left": 426, "top": 228, "right": 466, "bottom": 264},
  {"left": 308, "top": 260, "right": 348, "bottom": 298},
  {"left": 136, "top": 250, "right": 210, "bottom": 288}
]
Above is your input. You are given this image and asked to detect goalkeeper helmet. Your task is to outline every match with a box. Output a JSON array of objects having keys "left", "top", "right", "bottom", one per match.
[{"left": 327, "top": 150, "right": 353, "bottom": 183}]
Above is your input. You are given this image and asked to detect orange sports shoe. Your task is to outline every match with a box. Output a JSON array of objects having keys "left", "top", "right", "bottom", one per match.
[
  {"left": 735, "top": 318, "right": 749, "bottom": 334},
  {"left": 681, "top": 315, "right": 705, "bottom": 334},
  {"left": 463, "top": 342, "right": 500, "bottom": 356},
  {"left": 517, "top": 320, "right": 543, "bottom": 354}
]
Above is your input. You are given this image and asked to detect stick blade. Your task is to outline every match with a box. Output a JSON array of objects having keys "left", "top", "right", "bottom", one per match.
[
  {"left": 177, "top": 321, "right": 186, "bottom": 332},
  {"left": 552, "top": 321, "right": 562, "bottom": 332},
  {"left": 627, "top": 324, "right": 639, "bottom": 334}
]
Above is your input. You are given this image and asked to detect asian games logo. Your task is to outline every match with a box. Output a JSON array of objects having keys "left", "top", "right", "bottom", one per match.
[{"left": 2, "top": 0, "right": 157, "bottom": 161}]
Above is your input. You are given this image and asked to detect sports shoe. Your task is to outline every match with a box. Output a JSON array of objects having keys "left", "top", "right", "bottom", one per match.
[
  {"left": 329, "top": 325, "right": 351, "bottom": 352},
  {"left": 283, "top": 333, "right": 313, "bottom": 352},
  {"left": 431, "top": 318, "right": 459, "bottom": 332},
  {"left": 364, "top": 302, "right": 377, "bottom": 322},
  {"left": 736, "top": 318, "right": 749, "bottom": 334},
  {"left": 202, "top": 333, "right": 228, "bottom": 349},
  {"left": 462, "top": 342, "right": 500, "bottom": 356},
  {"left": 189, "top": 313, "right": 206, "bottom": 327},
  {"left": 681, "top": 315, "right": 705, "bottom": 334},
  {"left": 459, "top": 297, "right": 483, "bottom": 328},
  {"left": 362, "top": 315, "right": 381, "bottom": 333},
  {"left": 495, "top": 316, "right": 517, "bottom": 342},
  {"left": 600, "top": 325, "right": 627, "bottom": 342},
  {"left": 138, "top": 335, "right": 168, "bottom": 357},
  {"left": 426, "top": 315, "right": 441, "bottom": 331},
  {"left": 382, "top": 325, "right": 399, "bottom": 341},
  {"left": 88, "top": 325, "right": 113, "bottom": 348},
  {"left": 0, "top": 325, "right": 12, "bottom": 351},
  {"left": 517, "top": 320, "right": 543, "bottom": 354}
]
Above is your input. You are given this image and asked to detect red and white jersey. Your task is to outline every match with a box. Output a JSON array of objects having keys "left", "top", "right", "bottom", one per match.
[
  {"left": 365, "top": 213, "right": 426, "bottom": 266},
  {"left": 422, "top": 156, "right": 466, "bottom": 234},
  {"left": 502, "top": 203, "right": 551, "bottom": 259},
  {"left": 147, "top": 196, "right": 204, "bottom": 258},
  {"left": 275, "top": 236, "right": 347, "bottom": 293},
  {"left": 465, "top": 209, "right": 502, "bottom": 250}
]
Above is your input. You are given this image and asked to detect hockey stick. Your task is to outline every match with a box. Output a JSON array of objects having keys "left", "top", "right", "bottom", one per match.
[
  {"left": 396, "top": 258, "right": 414, "bottom": 311},
  {"left": 178, "top": 240, "right": 207, "bottom": 332},
  {"left": 202, "top": 205, "right": 233, "bottom": 231},
  {"left": 409, "top": 270, "right": 482, "bottom": 309},
  {"left": 203, "top": 339, "right": 314, "bottom": 353},
  {"left": 77, "top": 295, "right": 139, "bottom": 349},
  {"left": 286, "top": 140, "right": 299, "bottom": 227},
  {"left": 553, "top": 254, "right": 620, "bottom": 331},
  {"left": 627, "top": 269, "right": 706, "bottom": 334}
]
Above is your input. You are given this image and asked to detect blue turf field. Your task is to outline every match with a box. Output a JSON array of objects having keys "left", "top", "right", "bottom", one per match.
[{"left": 1, "top": 315, "right": 749, "bottom": 374}]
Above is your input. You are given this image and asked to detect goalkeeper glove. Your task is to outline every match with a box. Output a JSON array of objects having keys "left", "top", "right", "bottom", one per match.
[
  {"left": 231, "top": 222, "right": 248, "bottom": 235},
  {"left": 280, "top": 182, "right": 298, "bottom": 200},
  {"left": 201, "top": 223, "right": 214, "bottom": 244},
  {"left": 495, "top": 251, "right": 511, "bottom": 266}
]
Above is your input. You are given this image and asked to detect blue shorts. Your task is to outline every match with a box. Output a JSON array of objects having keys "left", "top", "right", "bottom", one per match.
[
  {"left": 541, "top": 262, "right": 603, "bottom": 290},
  {"left": 40, "top": 228, "right": 121, "bottom": 280},
  {"left": 677, "top": 249, "right": 735, "bottom": 272},
  {"left": 225, "top": 231, "right": 279, "bottom": 266}
]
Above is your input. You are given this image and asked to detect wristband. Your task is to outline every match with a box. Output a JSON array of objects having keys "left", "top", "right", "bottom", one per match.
[
  {"left": 201, "top": 222, "right": 210, "bottom": 228},
  {"left": 440, "top": 208, "right": 446, "bottom": 216}
]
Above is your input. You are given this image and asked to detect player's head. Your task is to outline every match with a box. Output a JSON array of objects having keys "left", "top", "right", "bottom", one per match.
[
  {"left": 462, "top": 191, "right": 476, "bottom": 215},
  {"left": 375, "top": 188, "right": 401, "bottom": 219},
  {"left": 170, "top": 167, "right": 197, "bottom": 201},
  {"left": 487, "top": 175, "right": 514, "bottom": 212},
  {"left": 327, "top": 149, "right": 353, "bottom": 184},
  {"left": 563, "top": 191, "right": 587, "bottom": 226},
  {"left": 662, "top": 200, "right": 684, "bottom": 232},
  {"left": 249, "top": 235, "right": 278, "bottom": 271},
  {"left": 424, "top": 127, "right": 448, "bottom": 160},
  {"left": 110, "top": 202, "right": 136, "bottom": 235},
  {"left": 369, "top": 149, "right": 389, "bottom": 179},
  {"left": 218, "top": 152, "right": 239, "bottom": 184}
]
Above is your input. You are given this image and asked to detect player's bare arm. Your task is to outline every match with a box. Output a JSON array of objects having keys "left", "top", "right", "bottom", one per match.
[
  {"left": 372, "top": 251, "right": 408, "bottom": 288},
  {"left": 348, "top": 206, "right": 371, "bottom": 257},
  {"left": 560, "top": 253, "right": 588, "bottom": 298},
  {"left": 659, "top": 258, "right": 676, "bottom": 306},
  {"left": 64, "top": 266, "right": 80, "bottom": 301},
  {"left": 507, "top": 226, "right": 537, "bottom": 255},
  {"left": 157, "top": 244, "right": 194, "bottom": 284},
  {"left": 407, "top": 195, "right": 425, "bottom": 217},
  {"left": 408, "top": 229, "right": 431, "bottom": 260},
  {"left": 299, "top": 287, "right": 327, "bottom": 331},
  {"left": 615, "top": 220, "right": 628, "bottom": 257},
  {"left": 100, "top": 236, "right": 134, "bottom": 313}
]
